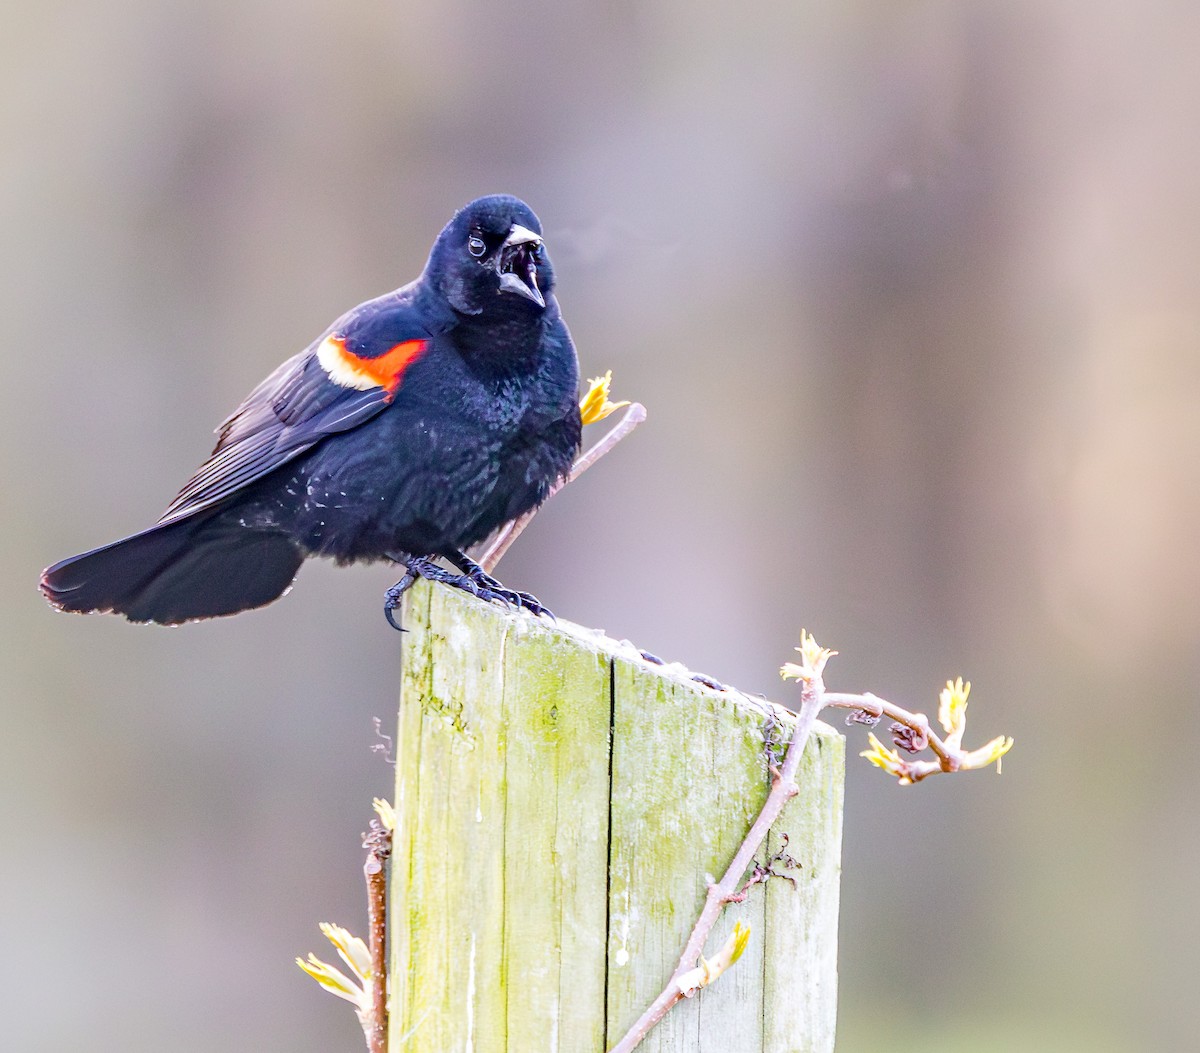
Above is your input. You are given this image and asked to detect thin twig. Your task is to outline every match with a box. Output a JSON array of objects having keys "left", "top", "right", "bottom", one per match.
[
  {"left": 476, "top": 402, "right": 647, "bottom": 573},
  {"left": 725, "top": 833, "right": 798, "bottom": 904},
  {"left": 824, "top": 692, "right": 956, "bottom": 768},
  {"left": 823, "top": 691, "right": 968, "bottom": 780},
  {"left": 608, "top": 673, "right": 826, "bottom": 1053},
  {"left": 362, "top": 819, "right": 392, "bottom": 1053}
]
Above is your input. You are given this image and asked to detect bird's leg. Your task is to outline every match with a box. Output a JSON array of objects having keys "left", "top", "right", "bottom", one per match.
[
  {"left": 442, "top": 548, "right": 499, "bottom": 589},
  {"left": 442, "top": 548, "right": 553, "bottom": 619},
  {"left": 383, "top": 552, "right": 551, "bottom": 630}
]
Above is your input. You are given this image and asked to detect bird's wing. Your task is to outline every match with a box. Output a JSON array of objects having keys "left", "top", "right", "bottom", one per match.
[{"left": 158, "top": 300, "right": 431, "bottom": 525}]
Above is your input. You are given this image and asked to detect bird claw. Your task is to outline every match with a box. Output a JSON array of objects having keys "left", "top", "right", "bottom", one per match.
[
  {"left": 384, "top": 554, "right": 553, "bottom": 625},
  {"left": 383, "top": 569, "right": 419, "bottom": 631},
  {"left": 442, "top": 550, "right": 554, "bottom": 619},
  {"left": 475, "top": 583, "right": 554, "bottom": 620}
]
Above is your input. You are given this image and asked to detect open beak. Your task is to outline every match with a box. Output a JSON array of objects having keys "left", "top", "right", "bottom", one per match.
[{"left": 496, "top": 224, "right": 545, "bottom": 308}]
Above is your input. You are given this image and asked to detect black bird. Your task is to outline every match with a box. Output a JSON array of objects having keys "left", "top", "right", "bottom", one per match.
[{"left": 40, "top": 195, "right": 581, "bottom": 626}]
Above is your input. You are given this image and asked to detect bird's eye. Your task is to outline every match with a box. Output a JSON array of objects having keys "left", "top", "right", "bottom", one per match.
[{"left": 468, "top": 234, "right": 487, "bottom": 258}]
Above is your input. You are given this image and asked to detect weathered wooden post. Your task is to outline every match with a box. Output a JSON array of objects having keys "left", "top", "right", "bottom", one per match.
[{"left": 389, "top": 580, "right": 844, "bottom": 1052}]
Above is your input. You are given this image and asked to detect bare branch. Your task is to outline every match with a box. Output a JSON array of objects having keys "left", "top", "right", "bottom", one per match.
[{"left": 362, "top": 818, "right": 392, "bottom": 1053}]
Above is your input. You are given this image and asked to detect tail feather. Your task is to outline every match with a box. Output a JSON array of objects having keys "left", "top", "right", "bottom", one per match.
[{"left": 41, "top": 516, "right": 304, "bottom": 625}]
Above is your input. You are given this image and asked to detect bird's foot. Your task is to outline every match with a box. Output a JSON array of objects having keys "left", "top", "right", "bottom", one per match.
[
  {"left": 444, "top": 550, "right": 554, "bottom": 619},
  {"left": 384, "top": 554, "right": 553, "bottom": 629}
]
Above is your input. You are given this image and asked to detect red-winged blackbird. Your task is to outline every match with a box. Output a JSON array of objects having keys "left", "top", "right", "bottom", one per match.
[{"left": 40, "top": 195, "right": 581, "bottom": 626}]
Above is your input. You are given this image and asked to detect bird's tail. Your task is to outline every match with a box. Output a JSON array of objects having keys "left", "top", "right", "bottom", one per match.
[{"left": 40, "top": 514, "right": 305, "bottom": 625}]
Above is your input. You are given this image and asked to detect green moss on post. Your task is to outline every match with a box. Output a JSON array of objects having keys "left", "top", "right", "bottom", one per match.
[{"left": 389, "top": 580, "right": 844, "bottom": 1053}]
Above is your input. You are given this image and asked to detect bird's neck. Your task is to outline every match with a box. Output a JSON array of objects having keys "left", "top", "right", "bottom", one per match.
[{"left": 452, "top": 299, "right": 554, "bottom": 372}]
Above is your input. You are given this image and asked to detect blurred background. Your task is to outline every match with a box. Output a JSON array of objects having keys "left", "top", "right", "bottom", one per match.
[{"left": 5, "top": 1, "right": 1198, "bottom": 1049}]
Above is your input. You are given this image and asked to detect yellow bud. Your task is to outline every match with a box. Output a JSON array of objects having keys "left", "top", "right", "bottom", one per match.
[
  {"left": 372, "top": 797, "right": 397, "bottom": 832},
  {"left": 297, "top": 952, "right": 365, "bottom": 1006},
  {"left": 860, "top": 732, "right": 905, "bottom": 778},
  {"left": 781, "top": 629, "right": 837, "bottom": 682},
  {"left": 938, "top": 677, "right": 971, "bottom": 748},
  {"left": 319, "top": 922, "right": 373, "bottom": 980},
  {"left": 580, "top": 370, "right": 631, "bottom": 425},
  {"left": 298, "top": 922, "right": 381, "bottom": 1036},
  {"left": 962, "top": 735, "right": 1015, "bottom": 773},
  {"left": 676, "top": 921, "right": 752, "bottom": 997}
]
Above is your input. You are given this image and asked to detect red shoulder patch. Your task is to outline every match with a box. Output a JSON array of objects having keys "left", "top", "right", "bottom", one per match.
[{"left": 317, "top": 336, "right": 428, "bottom": 399}]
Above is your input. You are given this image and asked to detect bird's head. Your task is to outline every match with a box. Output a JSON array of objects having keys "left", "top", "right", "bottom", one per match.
[{"left": 427, "top": 195, "right": 555, "bottom": 317}]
